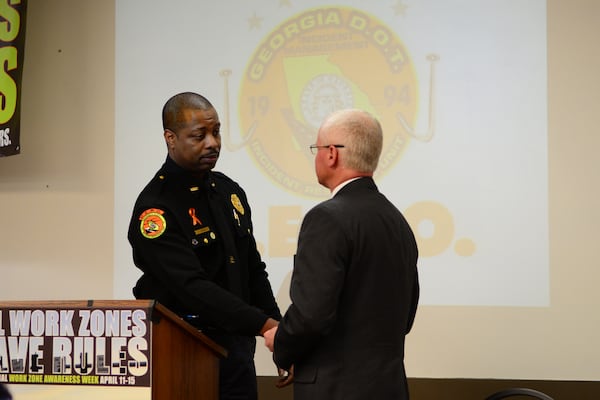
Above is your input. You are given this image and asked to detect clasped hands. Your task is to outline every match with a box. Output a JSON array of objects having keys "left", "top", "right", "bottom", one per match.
[{"left": 263, "top": 325, "right": 294, "bottom": 388}]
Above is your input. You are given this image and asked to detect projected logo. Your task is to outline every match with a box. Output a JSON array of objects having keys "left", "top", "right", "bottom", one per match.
[{"left": 227, "top": 6, "right": 437, "bottom": 198}]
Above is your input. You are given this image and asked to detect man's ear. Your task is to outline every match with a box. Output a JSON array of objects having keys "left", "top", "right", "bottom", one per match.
[
  {"left": 328, "top": 145, "right": 341, "bottom": 165},
  {"left": 164, "top": 129, "right": 175, "bottom": 147}
]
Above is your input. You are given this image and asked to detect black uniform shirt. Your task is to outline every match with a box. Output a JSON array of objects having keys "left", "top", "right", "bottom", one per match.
[{"left": 128, "top": 157, "right": 281, "bottom": 336}]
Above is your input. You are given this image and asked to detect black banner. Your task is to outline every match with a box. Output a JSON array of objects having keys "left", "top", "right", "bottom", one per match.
[
  {"left": 0, "top": 305, "right": 152, "bottom": 387},
  {"left": 0, "top": 0, "right": 27, "bottom": 157}
]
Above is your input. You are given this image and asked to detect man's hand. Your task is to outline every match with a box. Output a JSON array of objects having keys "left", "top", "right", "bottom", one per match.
[
  {"left": 276, "top": 365, "right": 294, "bottom": 388},
  {"left": 263, "top": 326, "right": 277, "bottom": 352},
  {"left": 259, "top": 317, "right": 278, "bottom": 336}
]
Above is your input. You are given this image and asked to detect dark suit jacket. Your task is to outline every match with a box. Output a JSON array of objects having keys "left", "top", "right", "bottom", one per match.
[{"left": 274, "top": 177, "right": 419, "bottom": 400}]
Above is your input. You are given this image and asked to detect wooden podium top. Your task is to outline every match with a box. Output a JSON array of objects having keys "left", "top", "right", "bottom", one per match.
[{"left": 0, "top": 299, "right": 226, "bottom": 359}]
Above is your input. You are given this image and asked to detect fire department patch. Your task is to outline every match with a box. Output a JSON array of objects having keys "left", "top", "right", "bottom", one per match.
[{"left": 139, "top": 208, "right": 167, "bottom": 239}]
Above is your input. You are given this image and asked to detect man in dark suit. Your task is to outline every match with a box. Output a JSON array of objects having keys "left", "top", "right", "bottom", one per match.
[{"left": 264, "top": 109, "right": 420, "bottom": 400}]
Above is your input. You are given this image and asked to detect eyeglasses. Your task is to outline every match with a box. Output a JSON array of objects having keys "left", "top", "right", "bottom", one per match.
[{"left": 309, "top": 144, "right": 345, "bottom": 155}]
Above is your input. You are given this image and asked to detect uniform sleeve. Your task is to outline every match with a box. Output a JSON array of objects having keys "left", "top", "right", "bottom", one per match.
[
  {"left": 406, "top": 265, "right": 419, "bottom": 333},
  {"left": 129, "top": 204, "right": 269, "bottom": 336},
  {"left": 237, "top": 189, "right": 282, "bottom": 321}
]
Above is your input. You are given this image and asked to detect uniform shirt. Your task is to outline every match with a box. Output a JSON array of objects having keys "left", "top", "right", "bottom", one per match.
[{"left": 128, "top": 157, "right": 281, "bottom": 336}]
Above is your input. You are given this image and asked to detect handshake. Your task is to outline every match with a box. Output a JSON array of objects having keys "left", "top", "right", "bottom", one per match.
[{"left": 262, "top": 324, "right": 294, "bottom": 388}]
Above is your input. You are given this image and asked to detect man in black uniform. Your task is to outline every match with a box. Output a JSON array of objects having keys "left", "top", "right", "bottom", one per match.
[{"left": 128, "top": 92, "right": 281, "bottom": 400}]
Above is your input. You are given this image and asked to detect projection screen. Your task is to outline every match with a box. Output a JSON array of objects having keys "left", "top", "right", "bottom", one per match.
[{"left": 114, "top": 0, "right": 548, "bottom": 323}]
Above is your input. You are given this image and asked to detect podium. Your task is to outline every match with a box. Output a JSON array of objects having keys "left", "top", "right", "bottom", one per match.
[{"left": 0, "top": 300, "right": 227, "bottom": 400}]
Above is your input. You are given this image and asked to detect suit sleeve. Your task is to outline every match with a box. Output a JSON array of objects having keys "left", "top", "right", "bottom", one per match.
[{"left": 274, "top": 205, "right": 347, "bottom": 369}]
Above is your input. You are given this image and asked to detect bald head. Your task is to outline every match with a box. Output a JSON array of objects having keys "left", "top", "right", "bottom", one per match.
[{"left": 162, "top": 92, "right": 215, "bottom": 132}]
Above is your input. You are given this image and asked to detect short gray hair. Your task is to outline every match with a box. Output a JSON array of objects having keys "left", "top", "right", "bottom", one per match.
[{"left": 321, "top": 109, "right": 383, "bottom": 173}]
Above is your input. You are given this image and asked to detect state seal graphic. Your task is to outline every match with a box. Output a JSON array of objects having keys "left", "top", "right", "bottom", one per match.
[{"left": 238, "top": 6, "right": 422, "bottom": 198}]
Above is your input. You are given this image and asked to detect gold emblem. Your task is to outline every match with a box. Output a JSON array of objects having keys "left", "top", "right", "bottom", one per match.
[
  {"left": 230, "top": 194, "right": 245, "bottom": 215},
  {"left": 238, "top": 6, "right": 419, "bottom": 198}
]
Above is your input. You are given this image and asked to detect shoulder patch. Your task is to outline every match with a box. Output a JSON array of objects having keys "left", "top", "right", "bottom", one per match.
[{"left": 139, "top": 208, "right": 166, "bottom": 239}]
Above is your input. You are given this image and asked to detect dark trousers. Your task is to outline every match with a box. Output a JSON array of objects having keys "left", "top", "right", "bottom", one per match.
[{"left": 208, "top": 333, "right": 258, "bottom": 400}]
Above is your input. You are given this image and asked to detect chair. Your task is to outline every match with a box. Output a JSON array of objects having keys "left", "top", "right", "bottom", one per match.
[{"left": 485, "top": 387, "right": 554, "bottom": 400}]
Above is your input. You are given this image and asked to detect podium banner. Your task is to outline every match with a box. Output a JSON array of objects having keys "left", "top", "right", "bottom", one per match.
[
  {"left": 0, "top": 302, "right": 151, "bottom": 388},
  {"left": 0, "top": 0, "right": 27, "bottom": 157}
]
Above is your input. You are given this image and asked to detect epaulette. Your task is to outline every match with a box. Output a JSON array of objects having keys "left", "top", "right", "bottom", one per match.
[
  {"left": 141, "top": 169, "right": 170, "bottom": 198},
  {"left": 210, "top": 170, "right": 232, "bottom": 183},
  {"left": 210, "top": 171, "right": 241, "bottom": 191}
]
